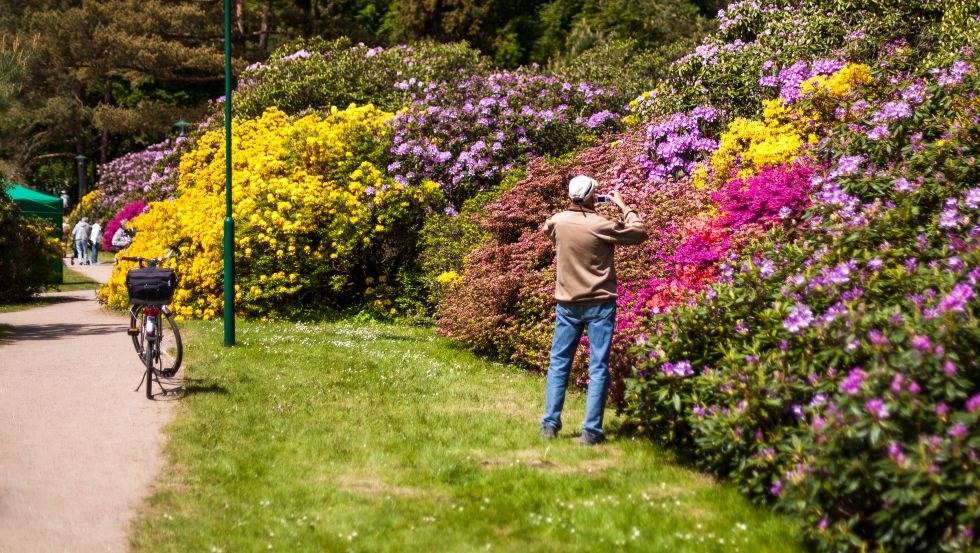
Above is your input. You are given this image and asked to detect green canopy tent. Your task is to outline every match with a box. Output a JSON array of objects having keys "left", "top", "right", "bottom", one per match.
[{"left": 4, "top": 183, "right": 64, "bottom": 283}]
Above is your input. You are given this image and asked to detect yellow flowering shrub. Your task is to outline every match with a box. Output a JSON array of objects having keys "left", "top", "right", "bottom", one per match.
[
  {"left": 99, "top": 105, "right": 443, "bottom": 319},
  {"left": 699, "top": 63, "right": 872, "bottom": 188},
  {"left": 66, "top": 189, "right": 107, "bottom": 226}
]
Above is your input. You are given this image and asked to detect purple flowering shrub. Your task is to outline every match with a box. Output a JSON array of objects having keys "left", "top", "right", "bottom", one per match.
[
  {"left": 389, "top": 67, "right": 624, "bottom": 207},
  {"left": 94, "top": 139, "right": 186, "bottom": 243},
  {"left": 625, "top": 55, "right": 978, "bottom": 551},
  {"left": 629, "top": 0, "right": 975, "bottom": 122}
]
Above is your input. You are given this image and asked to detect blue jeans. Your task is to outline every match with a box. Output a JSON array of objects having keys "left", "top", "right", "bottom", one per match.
[
  {"left": 89, "top": 243, "right": 100, "bottom": 264},
  {"left": 74, "top": 239, "right": 88, "bottom": 262},
  {"left": 542, "top": 301, "right": 616, "bottom": 437}
]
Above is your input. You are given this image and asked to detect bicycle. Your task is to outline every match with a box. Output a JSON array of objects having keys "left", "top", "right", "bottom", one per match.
[{"left": 119, "top": 240, "right": 186, "bottom": 399}]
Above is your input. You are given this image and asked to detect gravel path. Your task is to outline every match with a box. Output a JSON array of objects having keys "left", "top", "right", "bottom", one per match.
[{"left": 0, "top": 262, "right": 173, "bottom": 552}]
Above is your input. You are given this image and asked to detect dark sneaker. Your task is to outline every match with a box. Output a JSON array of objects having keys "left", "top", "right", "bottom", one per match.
[
  {"left": 578, "top": 431, "right": 605, "bottom": 446},
  {"left": 540, "top": 426, "right": 558, "bottom": 439}
]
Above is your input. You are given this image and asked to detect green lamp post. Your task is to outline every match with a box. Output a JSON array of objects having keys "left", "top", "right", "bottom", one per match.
[
  {"left": 174, "top": 119, "right": 190, "bottom": 137},
  {"left": 222, "top": 0, "right": 235, "bottom": 346},
  {"left": 75, "top": 154, "right": 86, "bottom": 199}
]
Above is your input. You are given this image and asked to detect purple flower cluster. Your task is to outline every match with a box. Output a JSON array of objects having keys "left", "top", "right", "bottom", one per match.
[
  {"left": 872, "top": 101, "right": 912, "bottom": 122},
  {"left": 640, "top": 107, "right": 720, "bottom": 183},
  {"left": 660, "top": 359, "right": 695, "bottom": 377},
  {"left": 782, "top": 303, "right": 814, "bottom": 333},
  {"left": 389, "top": 68, "right": 623, "bottom": 206},
  {"left": 839, "top": 367, "right": 866, "bottom": 395},
  {"left": 923, "top": 283, "right": 976, "bottom": 317},
  {"left": 95, "top": 139, "right": 182, "bottom": 214}
]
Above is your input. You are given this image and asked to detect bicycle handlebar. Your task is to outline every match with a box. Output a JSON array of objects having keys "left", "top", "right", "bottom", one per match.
[{"left": 117, "top": 238, "right": 188, "bottom": 267}]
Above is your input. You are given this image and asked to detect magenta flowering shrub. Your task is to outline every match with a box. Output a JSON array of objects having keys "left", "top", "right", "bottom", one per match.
[
  {"left": 389, "top": 68, "right": 625, "bottom": 207},
  {"left": 102, "top": 200, "right": 146, "bottom": 251},
  {"left": 711, "top": 163, "right": 814, "bottom": 230},
  {"left": 625, "top": 54, "right": 979, "bottom": 552}
]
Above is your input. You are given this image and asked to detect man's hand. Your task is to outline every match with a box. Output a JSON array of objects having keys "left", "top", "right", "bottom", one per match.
[{"left": 610, "top": 190, "right": 630, "bottom": 212}]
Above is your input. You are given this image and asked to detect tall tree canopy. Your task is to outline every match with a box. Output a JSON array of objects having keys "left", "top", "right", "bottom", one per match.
[{"left": 0, "top": 0, "right": 226, "bottom": 189}]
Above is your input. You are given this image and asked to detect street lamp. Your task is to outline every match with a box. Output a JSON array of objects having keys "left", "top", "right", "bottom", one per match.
[
  {"left": 223, "top": 0, "right": 235, "bottom": 346},
  {"left": 174, "top": 119, "right": 190, "bottom": 137},
  {"left": 75, "top": 154, "right": 86, "bottom": 199}
]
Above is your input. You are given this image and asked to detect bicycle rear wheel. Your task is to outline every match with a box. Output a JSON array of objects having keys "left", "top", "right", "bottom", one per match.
[{"left": 131, "top": 306, "right": 182, "bottom": 375}]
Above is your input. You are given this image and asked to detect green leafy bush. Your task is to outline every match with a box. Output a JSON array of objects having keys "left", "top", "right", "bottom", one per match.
[
  {"left": 0, "top": 188, "right": 60, "bottom": 302},
  {"left": 233, "top": 37, "right": 490, "bottom": 117}
]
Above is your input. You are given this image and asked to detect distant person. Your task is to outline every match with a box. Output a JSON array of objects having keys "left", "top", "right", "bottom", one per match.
[
  {"left": 62, "top": 221, "right": 74, "bottom": 264},
  {"left": 540, "top": 175, "right": 648, "bottom": 445},
  {"left": 88, "top": 220, "right": 103, "bottom": 264},
  {"left": 111, "top": 219, "right": 135, "bottom": 250},
  {"left": 60, "top": 190, "right": 70, "bottom": 215},
  {"left": 71, "top": 217, "right": 91, "bottom": 265}
]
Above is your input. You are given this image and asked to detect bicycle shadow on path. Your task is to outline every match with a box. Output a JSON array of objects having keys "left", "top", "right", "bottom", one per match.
[{"left": 0, "top": 286, "right": 175, "bottom": 553}]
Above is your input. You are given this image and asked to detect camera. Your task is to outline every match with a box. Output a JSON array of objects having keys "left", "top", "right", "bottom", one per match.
[{"left": 596, "top": 194, "right": 610, "bottom": 204}]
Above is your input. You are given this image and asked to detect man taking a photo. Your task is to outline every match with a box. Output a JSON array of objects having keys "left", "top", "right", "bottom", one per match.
[{"left": 540, "top": 175, "right": 648, "bottom": 445}]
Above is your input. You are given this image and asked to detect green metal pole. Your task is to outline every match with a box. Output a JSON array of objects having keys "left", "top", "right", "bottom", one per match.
[{"left": 223, "top": 0, "right": 235, "bottom": 346}]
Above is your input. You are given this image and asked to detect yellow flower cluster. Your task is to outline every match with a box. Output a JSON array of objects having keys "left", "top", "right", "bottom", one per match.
[
  {"left": 100, "top": 105, "right": 442, "bottom": 319},
  {"left": 435, "top": 270, "right": 462, "bottom": 286},
  {"left": 701, "top": 100, "right": 808, "bottom": 187},
  {"left": 66, "top": 189, "right": 103, "bottom": 225},
  {"left": 800, "top": 63, "right": 872, "bottom": 99}
]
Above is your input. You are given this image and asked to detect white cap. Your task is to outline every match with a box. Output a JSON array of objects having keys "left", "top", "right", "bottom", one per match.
[{"left": 568, "top": 175, "right": 597, "bottom": 201}]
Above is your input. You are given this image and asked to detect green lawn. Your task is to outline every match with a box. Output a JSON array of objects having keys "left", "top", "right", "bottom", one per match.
[{"left": 133, "top": 320, "right": 804, "bottom": 552}]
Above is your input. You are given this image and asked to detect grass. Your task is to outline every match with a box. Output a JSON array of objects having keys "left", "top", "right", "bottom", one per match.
[{"left": 133, "top": 319, "right": 804, "bottom": 552}]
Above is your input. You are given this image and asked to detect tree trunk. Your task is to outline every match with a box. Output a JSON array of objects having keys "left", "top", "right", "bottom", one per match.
[
  {"left": 99, "top": 76, "right": 112, "bottom": 167},
  {"left": 234, "top": 0, "right": 247, "bottom": 57},
  {"left": 258, "top": 0, "right": 271, "bottom": 57}
]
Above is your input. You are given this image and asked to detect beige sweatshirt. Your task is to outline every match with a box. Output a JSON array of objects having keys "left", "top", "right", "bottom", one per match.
[{"left": 543, "top": 207, "right": 648, "bottom": 304}]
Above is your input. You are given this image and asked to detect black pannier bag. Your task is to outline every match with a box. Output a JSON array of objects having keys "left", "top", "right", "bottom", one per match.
[{"left": 126, "top": 267, "right": 177, "bottom": 305}]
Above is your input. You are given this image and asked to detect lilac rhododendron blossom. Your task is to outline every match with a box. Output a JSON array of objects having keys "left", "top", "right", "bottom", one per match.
[
  {"left": 966, "top": 394, "right": 980, "bottom": 413},
  {"left": 660, "top": 360, "right": 694, "bottom": 377},
  {"left": 865, "top": 398, "right": 889, "bottom": 419},
  {"left": 783, "top": 303, "right": 815, "bottom": 333},
  {"left": 866, "top": 125, "right": 890, "bottom": 140},
  {"left": 872, "top": 101, "right": 912, "bottom": 122},
  {"left": 840, "top": 367, "right": 866, "bottom": 395},
  {"left": 965, "top": 188, "right": 980, "bottom": 210},
  {"left": 888, "top": 442, "right": 906, "bottom": 464},
  {"left": 939, "top": 198, "right": 962, "bottom": 228},
  {"left": 893, "top": 177, "right": 917, "bottom": 192},
  {"left": 948, "top": 423, "right": 968, "bottom": 439}
]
